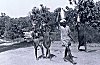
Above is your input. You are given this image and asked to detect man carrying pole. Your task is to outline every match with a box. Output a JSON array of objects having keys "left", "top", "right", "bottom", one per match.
[{"left": 60, "top": 19, "right": 77, "bottom": 64}]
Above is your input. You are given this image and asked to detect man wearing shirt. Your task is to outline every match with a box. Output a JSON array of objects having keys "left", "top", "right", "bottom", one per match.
[{"left": 60, "top": 19, "right": 77, "bottom": 64}]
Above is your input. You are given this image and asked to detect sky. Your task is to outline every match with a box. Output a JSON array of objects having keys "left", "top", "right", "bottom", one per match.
[{"left": 0, "top": 0, "right": 99, "bottom": 18}]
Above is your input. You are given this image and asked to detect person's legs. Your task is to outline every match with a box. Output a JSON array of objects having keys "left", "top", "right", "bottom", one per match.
[
  {"left": 66, "top": 55, "right": 77, "bottom": 64},
  {"left": 78, "top": 35, "right": 85, "bottom": 51},
  {"left": 46, "top": 48, "right": 50, "bottom": 58},
  {"left": 35, "top": 47, "right": 39, "bottom": 60},
  {"left": 64, "top": 47, "right": 77, "bottom": 64},
  {"left": 46, "top": 48, "right": 48, "bottom": 57},
  {"left": 48, "top": 49, "right": 50, "bottom": 58},
  {"left": 39, "top": 44, "right": 45, "bottom": 58},
  {"left": 64, "top": 47, "right": 68, "bottom": 58},
  {"left": 63, "top": 47, "right": 68, "bottom": 62},
  {"left": 62, "top": 40, "right": 69, "bottom": 59},
  {"left": 43, "top": 39, "right": 51, "bottom": 59},
  {"left": 33, "top": 39, "right": 39, "bottom": 60}
]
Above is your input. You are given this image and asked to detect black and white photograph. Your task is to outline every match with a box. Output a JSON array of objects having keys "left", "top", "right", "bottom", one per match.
[{"left": 0, "top": 0, "right": 100, "bottom": 65}]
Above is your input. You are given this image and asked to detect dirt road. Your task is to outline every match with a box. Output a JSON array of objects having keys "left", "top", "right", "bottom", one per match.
[{"left": 0, "top": 41, "right": 100, "bottom": 65}]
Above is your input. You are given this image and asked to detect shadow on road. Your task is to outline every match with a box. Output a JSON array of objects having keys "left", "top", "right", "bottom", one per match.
[
  {"left": 0, "top": 41, "right": 33, "bottom": 53},
  {"left": 38, "top": 54, "right": 57, "bottom": 60},
  {"left": 87, "top": 50, "right": 97, "bottom": 53}
]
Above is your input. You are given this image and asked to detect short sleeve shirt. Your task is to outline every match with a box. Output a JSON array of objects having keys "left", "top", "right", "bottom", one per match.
[{"left": 60, "top": 25, "right": 71, "bottom": 40}]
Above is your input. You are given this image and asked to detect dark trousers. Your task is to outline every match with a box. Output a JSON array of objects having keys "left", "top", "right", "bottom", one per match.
[{"left": 78, "top": 35, "right": 86, "bottom": 51}]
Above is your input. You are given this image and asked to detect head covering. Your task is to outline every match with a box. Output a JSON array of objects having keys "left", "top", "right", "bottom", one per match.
[
  {"left": 60, "top": 19, "right": 66, "bottom": 23},
  {"left": 60, "top": 19, "right": 66, "bottom": 27}
]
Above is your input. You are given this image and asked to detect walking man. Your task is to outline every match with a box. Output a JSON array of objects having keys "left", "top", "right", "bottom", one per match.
[{"left": 60, "top": 19, "right": 77, "bottom": 64}]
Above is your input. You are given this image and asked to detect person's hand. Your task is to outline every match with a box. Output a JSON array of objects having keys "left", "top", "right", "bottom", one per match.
[
  {"left": 73, "top": 40, "right": 75, "bottom": 43},
  {"left": 71, "top": 39, "right": 75, "bottom": 43},
  {"left": 72, "top": 40, "right": 75, "bottom": 43}
]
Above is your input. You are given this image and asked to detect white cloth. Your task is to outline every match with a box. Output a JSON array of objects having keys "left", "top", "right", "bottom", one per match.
[
  {"left": 60, "top": 19, "right": 66, "bottom": 23},
  {"left": 60, "top": 25, "right": 71, "bottom": 40},
  {"left": 79, "top": 46, "right": 85, "bottom": 50},
  {"left": 60, "top": 9, "right": 65, "bottom": 19},
  {"left": 60, "top": 8, "right": 67, "bottom": 20},
  {"left": 77, "top": 14, "right": 80, "bottom": 22},
  {"left": 60, "top": 25, "right": 71, "bottom": 46}
]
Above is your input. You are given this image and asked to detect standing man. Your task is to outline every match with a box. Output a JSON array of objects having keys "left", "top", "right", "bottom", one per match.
[
  {"left": 31, "top": 7, "right": 45, "bottom": 60},
  {"left": 77, "top": 23, "right": 87, "bottom": 51},
  {"left": 60, "top": 19, "right": 77, "bottom": 64},
  {"left": 31, "top": 23, "right": 45, "bottom": 60}
]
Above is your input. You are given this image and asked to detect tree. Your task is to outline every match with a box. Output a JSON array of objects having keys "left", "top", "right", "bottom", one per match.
[{"left": 68, "top": 0, "right": 100, "bottom": 51}]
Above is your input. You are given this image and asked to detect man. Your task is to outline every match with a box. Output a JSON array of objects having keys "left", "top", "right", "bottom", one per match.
[
  {"left": 77, "top": 23, "right": 87, "bottom": 51},
  {"left": 60, "top": 19, "right": 77, "bottom": 64},
  {"left": 31, "top": 21, "right": 45, "bottom": 60},
  {"left": 42, "top": 24, "right": 52, "bottom": 59}
]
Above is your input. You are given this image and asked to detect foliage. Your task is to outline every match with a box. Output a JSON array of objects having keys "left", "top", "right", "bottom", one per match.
[
  {"left": 0, "top": 14, "right": 33, "bottom": 39},
  {"left": 0, "top": 1, "right": 100, "bottom": 42},
  {"left": 67, "top": 0, "right": 100, "bottom": 43}
]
